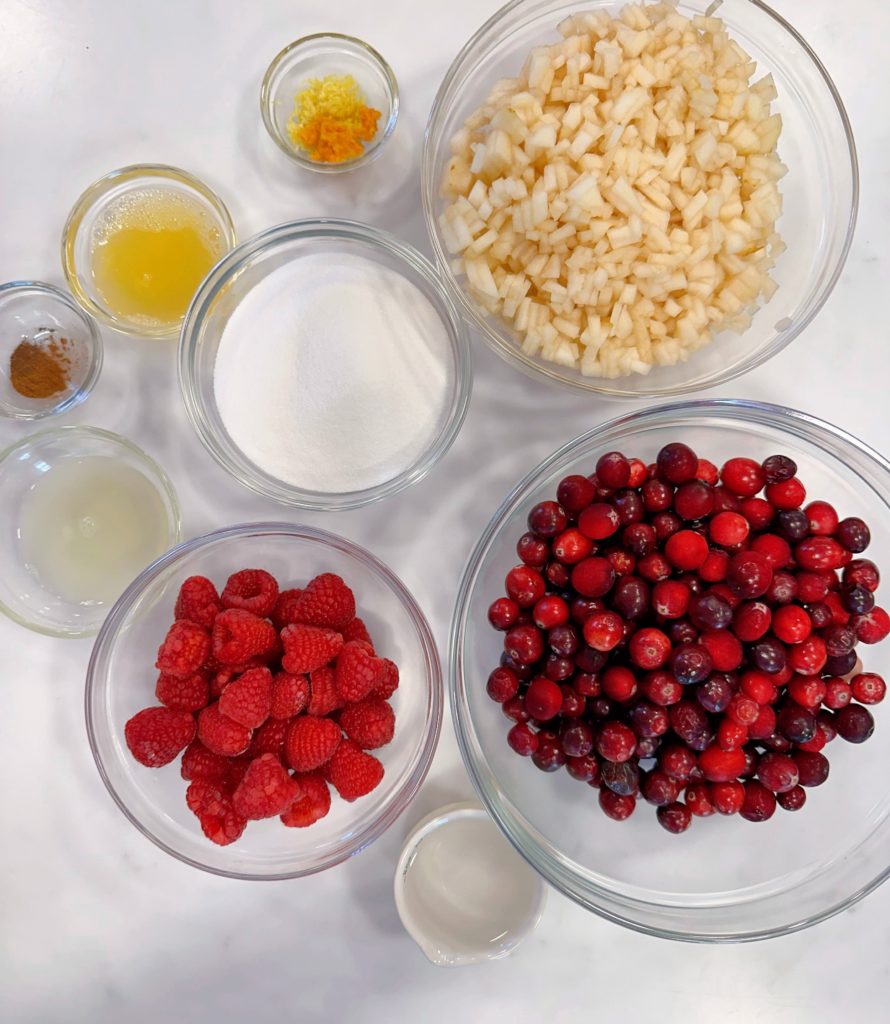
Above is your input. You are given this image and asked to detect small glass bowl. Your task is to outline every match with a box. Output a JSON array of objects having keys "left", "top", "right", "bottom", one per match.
[
  {"left": 0, "top": 281, "right": 102, "bottom": 419},
  {"left": 260, "top": 33, "right": 399, "bottom": 173},
  {"left": 61, "top": 164, "right": 236, "bottom": 338},
  {"left": 179, "top": 218, "right": 471, "bottom": 511},
  {"left": 422, "top": 0, "right": 858, "bottom": 397},
  {"left": 0, "top": 426, "right": 181, "bottom": 638},
  {"left": 86, "top": 522, "right": 443, "bottom": 879},
  {"left": 451, "top": 400, "right": 890, "bottom": 942}
]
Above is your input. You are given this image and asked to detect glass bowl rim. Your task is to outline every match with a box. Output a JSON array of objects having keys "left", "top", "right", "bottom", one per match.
[
  {"left": 0, "top": 279, "right": 104, "bottom": 420},
  {"left": 60, "top": 162, "right": 237, "bottom": 338},
  {"left": 178, "top": 216, "right": 472, "bottom": 511},
  {"left": 259, "top": 32, "right": 400, "bottom": 174},
  {"left": 85, "top": 520, "right": 444, "bottom": 879},
  {"left": 421, "top": 0, "right": 860, "bottom": 399},
  {"left": 449, "top": 397, "right": 890, "bottom": 942},
  {"left": 0, "top": 424, "right": 182, "bottom": 638}
]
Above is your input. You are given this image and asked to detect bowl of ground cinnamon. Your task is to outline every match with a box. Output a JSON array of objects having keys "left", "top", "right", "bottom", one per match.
[{"left": 0, "top": 281, "right": 102, "bottom": 419}]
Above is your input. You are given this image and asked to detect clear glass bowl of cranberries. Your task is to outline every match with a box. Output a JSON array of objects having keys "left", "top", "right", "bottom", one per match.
[
  {"left": 87, "top": 523, "right": 442, "bottom": 879},
  {"left": 450, "top": 399, "right": 890, "bottom": 941}
]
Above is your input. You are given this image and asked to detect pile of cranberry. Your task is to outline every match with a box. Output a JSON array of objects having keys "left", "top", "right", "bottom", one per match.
[{"left": 486, "top": 443, "right": 889, "bottom": 833}]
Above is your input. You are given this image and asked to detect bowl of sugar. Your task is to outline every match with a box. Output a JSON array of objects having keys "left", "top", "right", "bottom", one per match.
[{"left": 179, "top": 219, "right": 471, "bottom": 510}]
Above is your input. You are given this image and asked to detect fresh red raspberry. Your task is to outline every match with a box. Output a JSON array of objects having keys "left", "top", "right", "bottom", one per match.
[
  {"left": 211, "top": 609, "right": 278, "bottom": 666},
  {"left": 209, "top": 656, "right": 266, "bottom": 698},
  {"left": 341, "top": 616, "right": 375, "bottom": 650},
  {"left": 326, "top": 739, "right": 384, "bottom": 802},
  {"left": 281, "top": 623, "right": 344, "bottom": 674},
  {"left": 232, "top": 754, "right": 300, "bottom": 820},
  {"left": 125, "top": 706, "right": 196, "bottom": 767},
  {"left": 180, "top": 740, "right": 230, "bottom": 784},
  {"left": 335, "top": 641, "right": 384, "bottom": 703},
  {"left": 155, "top": 620, "right": 211, "bottom": 678},
  {"left": 226, "top": 756, "right": 252, "bottom": 792},
  {"left": 197, "top": 702, "right": 252, "bottom": 757},
  {"left": 270, "top": 588, "right": 303, "bottom": 630},
  {"left": 285, "top": 716, "right": 342, "bottom": 772},
  {"left": 307, "top": 666, "right": 342, "bottom": 716},
  {"left": 220, "top": 568, "right": 279, "bottom": 617},
  {"left": 270, "top": 672, "right": 310, "bottom": 719},
  {"left": 174, "top": 575, "right": 222, "bottom": 630},
  {"left": 280, "top": 772, "right": 332, "bottom": 827},
  {"left": 286, "top": 573, "right": 356, "bottom": 630},
  {"left": 369, "top": 658, "right": 399, "bottom": 700},
  {"left": 186, "top": 780, "right": 246, "bottom": 846},
  {"left": 218, "top": 666, "right": 273, "bottom": 729},
  {"left": 155, "top": 671, "right": 209, "bottom": 712},
  {"left": 247, "top": 718, "right": 289, "bottom": 758},
  {"left": 340, "top": 698, "right": 395, "bottom": 749}
]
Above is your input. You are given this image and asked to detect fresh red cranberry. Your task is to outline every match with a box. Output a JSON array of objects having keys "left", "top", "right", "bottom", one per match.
[
  {"left": 502, "top": 696, "right": 529, "bottom": 723},
  {"left": 664, "top": 530, "right": 709, "bottom": 571},
  {"left": 836, "top": 516, "right": 871, "bottom": 553},
  {"left": 641, "top": 477, "right": 673, "bottom": 512},
  {"left": 821, "top": 591, "right": 851, "bottom": 626},
  {"left": 851, "top": 672, "right": 886, "bottom": 705},
  {"left": 792, "top": 750, "right": 830, "bottom": 787},
  {"left": 727, "top": 550, "right": 773, "bottom": 598},
  {"left": 574, "top": 645, "right": 607, "bottom": 674},
  {"left": 596, "top": 721, "right": 637, "bottom": 762},
  {"left": 740, "top": 670, "right": 776, "bottom": 704},
  {"left": 504, "top": 624, "right": 544, "bottom": 664},
  {"left": 560, "top": 721, "right": 593, "bottom": 758},
  {"left": 571, "top": 596, "right": 603, "bottom": 625},
  {"left": 748, "top": 704, "right": 777, "bottom": 741},
  {"left": 557, "top": 474, "right": 595, "bottom": 513},
  {"left": 629, "top": 627, "right": 671, "bottom": 669},
  {"left": 601, "top": 666, "right": 637, "bottom": 703},
  {"left": 843, "top": 558, "right": 880, "bottom": 592},
  {"left": 796, "top": 571, "right": 830, "bottom": 603},
  {"left": 571, "top": 557, "right": 616, "bottom": 598},
  {"left": 684, "top": 781, "right": 715, "bottom": 816},
  {"left": 798, "top": 729, "right": 827, "bottom": 753},
  {"left": 823, "top": 678, "right": 853, "bottom": 710},
  {"left": 651, "top": 579, "right": 690, "bottom": 619},
  {"left": 642, "top": 671, "right": 684, "bottom": 707},
  {"left": 578, "top": 502, "right": 621, "bottom": 541},
  {"left": 532, "top": 731, "right": 567, "bottom": 772},
  {"left": 642, "top": 770, "right": 681, "bottom": 807},
  {"left": 545, "top": 561, "right": 571, "bottom": 588},
  {"left": 771, "top": 605, "right": 811, "bottom": 644},
  {"left": 582, "top": 610, "right": 624, "bottom": 651},
  {"left": 851, "top": 606, "right": 890, "bottom": 644},
  {"left": 627, "top": 458, "right": 647, "bottom": 487},
  {"left": 750, "top": 636, "right": 787, "bottom": 674},
  {"left": 740, "top": 747, "right": 759, "bottom": 777},
  {"left": 762, "top": 454, "right": 797, "bottom": 484},
  {"left": 698, "top": 549, "right": 729, "bottom": 582},
  {"left": 726, "top": 692, "right": 759, "bottom": 727},
  {"left": 573, "top": 672, "right": 600, "bottom": 698},
  {"left": 787, "top": 635, "right": 827, "bottom": 675},
  {"left": 696, "top": 673, "right": 734, "bottom": 714},
  {"left": 757, "top": 752, "right": 799, "bottom": 793},
  {"left": 732, "top": 601, "right": 772, "bottom": 642},
  {"left": 669, "top": 700, "right": 712, "bottom": 751},
  {"left": 740, "top": 779, "right": 777, "bottom": 822},
  {"left": 699, "top": 745, "right": 746, "bottom": 782},
  {"left": 657, "top": 442, "right": 698, "bottom": 484},
  {"left": 623, "top": 522, "right": 656, "bottom": 556},
  {"left": 670, "top": 643, "right": 712, "bottom": 686},
  {"left": 776, "top": 509, "right": 809, "bottom": 542},
  {"left": 559, "top": 686, "right": 586, "bottom": 718},
  {"left": 527, "top": 500, "right": 568, "bottom": 537},
  {"left": 601, "top": 760, "right": 640, "bottom": 796},
  {"left": 487, "top": 666, "right": 520, "bottom": 703},
  {"left": 638, "top": 551, "right": 672, "bottom": 582},
  {"left": 549, "top": 624, "right": 579, "bottom": 657},
  {"left": 708, "top": 510, "right": 749, "bottom": 548},
  {"left": 689, "top": 593, "right": 732, "bottom": 631},
  {"left": 652, "top": 513, "right": 683, "bottom": 545},
  {"left": 612, "top": 489, "right": 645, "bottom": 525},
  {"left": 710, "top": 780, "right": 746, "bottom": 815},
  {"left": 710, "top": 487, "right": 740, "bottom": 514},
  {"left": 552, "top": 528, "right": 592, "bottom": 564},
  {"left": 524, "top": 676, "right": 563, "bottom": 721},
  {"left": 823, "top": 624, "right": 856, "bottom": 659},
  {"left": 543, "top": 655, "right": 574, "bottom": 681},
  {"left": 824, "top": 651, "right": 857, "bottom": 677},
  {"left": 740, "top": 496, "right": 774, "bottom": 531},
  {"left": 635, "top": 736, "right": 663, "bottom": 759},
  {"left": 505, "top": 565, "right": 546, "bottom": 608},
  {"left": 795, "top": 537, "right": 847, "bottom": 572},
  {"left": 659, "top": 744, "right": 697, "bottom": 781},
  {"left": 721, "top": 457, "right": 765, "bottom": 497},
  {"left": 589, "top": 696, "right": 615, "bottom": 719},
  {"left": 605, "top": 547, "right": 635, "bottom": 579},
  {"left": 629, "top": 702, "right": 670, "bottom": 738},
  {"left": 806, "top": 601, "right": 834, "bottom": 630},
  {"left": 841, "top": 583, "right": 874, "bottom": 615},
  {"left": 567, "top": 754, "right": 601, "bottom": 783},
  {"left": 750, "top": 533, "right": 791, "bottom": 569},
  {"left": 674, "top": 480, "right": 714, "bottom": 521},
  {"left": 777, "top": 786, "right": 807, "bottom": 811},
  {"left": 488, "top": 597, "right": 520, "bottom": 631},
  {"left": 717, "top": 718, "right": 749, "bottom": 750},
  {"left": 611, "top": 576, "right": 650, "bottom": 619},
  {"left": 834, "top": 704, "right": 875, "bottom": 743},
  {"left": 531, "top": 595, "right": 568, "bottom": 631},
  {"left": 516, "top": 531, "right": 550, "bottom": 568},
  {"left": 657, "top": 801, "right": 692, "bottom": 833},
  {"left": 777, "top": 704, "right": 816, "bottom": 744},
  {"left": 700, "top": 630, "right": 743, "bottom": 671},
  {"left": 669, "top": 619, "right": 699, "bottom": 646},
  {"left": 766, "top": 570, "right": 798, "bottom": 605},
  {"left": 765, "top": 477, "right": 806, "bottom": 509},
  {"left": 804, "top": 500, "right": 839, "bottom": 536},
  {"left": 786, "top": 674, "right": 826, "bottom": 709},
  {"left": 816, "top": 710, "right": 838, "bottom": 742},
  {"left": 599, "top": 788, "right": 636, "bottom": 820},
  {"left": 595, "top": 452, "right": 631, "bottom": 490},
  {"left": 507, "top": 723, "right": 539, "bottom": 756},
  {"left": 696, "top": 458, "right": 719, "bottom": 485}
]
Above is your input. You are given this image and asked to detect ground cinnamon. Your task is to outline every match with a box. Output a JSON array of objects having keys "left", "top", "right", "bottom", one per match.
[{"left": 9, "top": 334, "right": 72, "bottom": 399}]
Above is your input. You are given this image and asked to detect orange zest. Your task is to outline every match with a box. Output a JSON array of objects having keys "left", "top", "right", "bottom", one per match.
[{"left": 287, "top": 74, "right": 382, "bottom": 164}]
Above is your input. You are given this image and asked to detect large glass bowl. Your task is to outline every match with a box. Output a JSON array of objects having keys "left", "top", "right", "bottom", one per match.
[
  {"left": 87, "top": 523, "right": 442, "bottom": 879},
  {"left": 450, "top": 400, "right": 890, "bottom": 941},
  {"left": 422, "top": 0, "right": 858, "bottom": 397}
]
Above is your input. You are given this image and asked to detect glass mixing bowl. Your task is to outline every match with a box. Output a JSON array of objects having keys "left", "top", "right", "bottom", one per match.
[
  {"left": 450, "top": 400, "right": 890, "bottom": 941},
  {"left": 86, "top": 523, "right": 443, "bottom": 879},
  {"left": 422, "top": 0, "right": 858, "bottom": 397}
]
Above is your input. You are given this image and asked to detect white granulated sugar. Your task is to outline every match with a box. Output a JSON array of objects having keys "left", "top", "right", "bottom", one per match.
[{"left": 214, "top": 252, "right": 451, "bottom": 493}]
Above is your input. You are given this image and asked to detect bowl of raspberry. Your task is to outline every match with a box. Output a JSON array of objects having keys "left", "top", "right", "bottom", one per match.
[
  {"left": 450, "top": 399, "right": 890, "bottom": 941},
  {"left": 86, "top": 523, "right": 442, "bottom": 878}
]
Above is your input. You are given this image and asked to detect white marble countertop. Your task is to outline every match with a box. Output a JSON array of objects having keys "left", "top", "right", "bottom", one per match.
[{"left": 2, "top": 1, "right": 889, "bottom": 1020}]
